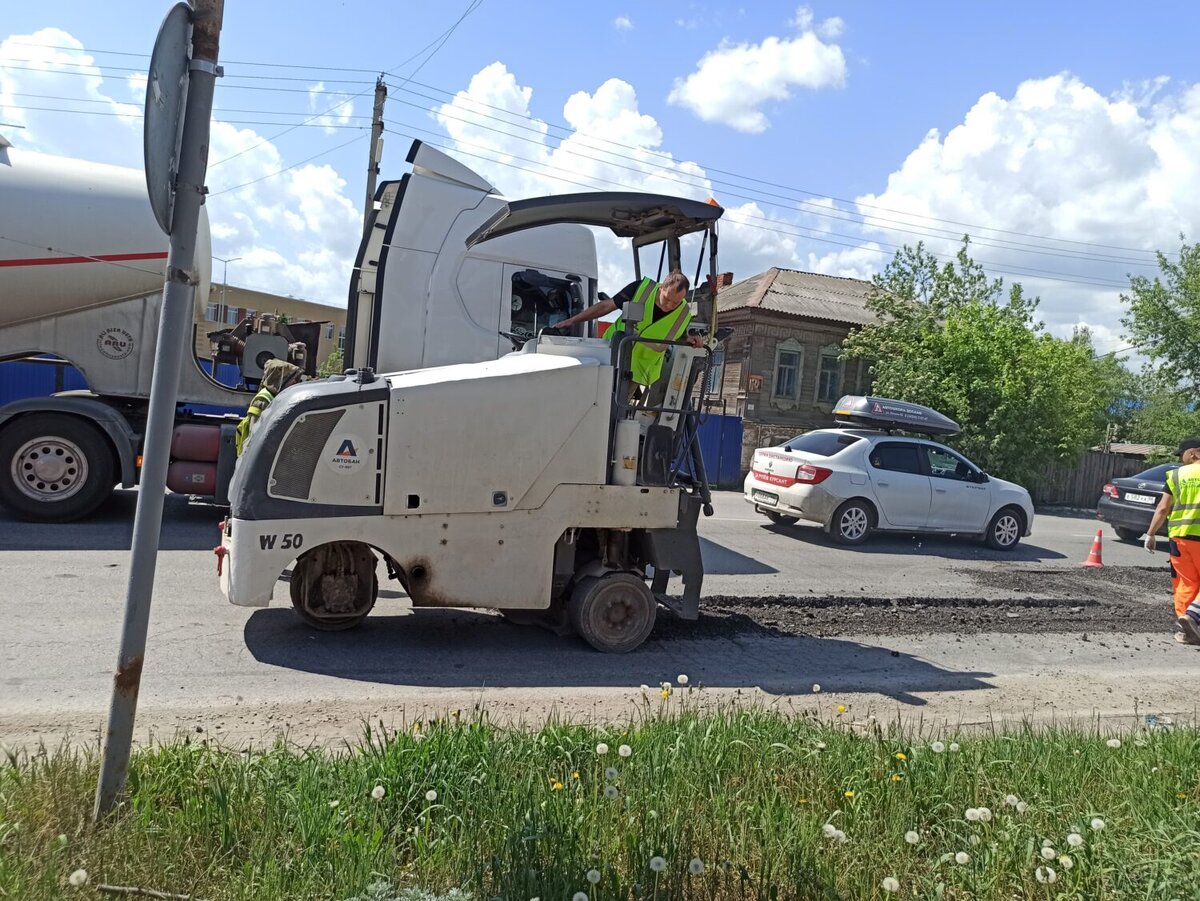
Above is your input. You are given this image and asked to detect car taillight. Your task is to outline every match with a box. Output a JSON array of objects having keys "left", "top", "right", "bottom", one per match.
[
  {"left": 1102, "top": 484, "right": 1119, "bottom": 498},
  {"left": 796, "top": 464, "right": 832, "bottom": 484}
]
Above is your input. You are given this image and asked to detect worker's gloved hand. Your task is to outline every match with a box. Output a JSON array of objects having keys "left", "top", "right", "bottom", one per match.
[{"left": 1143, "top": 533, "right": 1156, "bottom": 553}]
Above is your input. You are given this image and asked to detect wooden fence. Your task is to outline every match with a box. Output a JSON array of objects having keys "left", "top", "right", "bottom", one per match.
[{"left": 1027, "top": 451, "right": 1151, "bottom": 509}]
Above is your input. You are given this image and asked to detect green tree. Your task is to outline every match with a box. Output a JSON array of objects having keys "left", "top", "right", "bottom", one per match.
[
  {"left": 1121, "top": 237, "right": 1200, "bottom": 389},
  {"left": 318, "top": 348, "right": 345, "bottom": 378},
  {"left": 842, "top": 239, "right": 1123, "bottom": 484}
]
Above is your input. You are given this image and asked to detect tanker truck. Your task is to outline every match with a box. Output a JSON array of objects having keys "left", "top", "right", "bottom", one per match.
[{"left": 0, "top": 136, "right": 604, "bottom": 521}]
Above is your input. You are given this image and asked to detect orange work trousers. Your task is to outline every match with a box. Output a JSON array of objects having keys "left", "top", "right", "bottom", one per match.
[{"left": 1170, "top": 538, "right": 1200, "bottom": 617}]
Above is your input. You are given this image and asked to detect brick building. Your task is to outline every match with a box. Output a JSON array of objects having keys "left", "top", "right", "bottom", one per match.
[{"left": 708, "top": 268, "right": 878, "bottom": 472}]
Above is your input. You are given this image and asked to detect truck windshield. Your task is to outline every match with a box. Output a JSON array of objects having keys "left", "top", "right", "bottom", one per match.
[{"left": 782, "top": 433, "right": 862, "bottom": 457}]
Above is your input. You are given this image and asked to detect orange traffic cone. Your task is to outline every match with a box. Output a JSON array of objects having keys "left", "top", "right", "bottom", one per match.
[{"left": 1080, "top": 529, "right": 1104, "bottom": 567}]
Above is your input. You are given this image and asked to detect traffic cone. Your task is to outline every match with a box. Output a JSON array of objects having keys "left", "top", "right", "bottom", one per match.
[{"left": 1080, "top": 529, "right": 1104, "bottom": 567}]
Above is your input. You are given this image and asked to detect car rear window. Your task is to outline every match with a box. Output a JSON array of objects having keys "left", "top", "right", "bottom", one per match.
[
  {"left": 782, "top": 432, "right": 863, "bottom": 457},
  {"left": 1134, "top": 463, "right": 1178, "bottom": 482}
]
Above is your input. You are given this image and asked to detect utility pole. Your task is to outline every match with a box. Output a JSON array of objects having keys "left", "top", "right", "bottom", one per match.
[
  {"left": 94, "top": 0, "right": 224, "bottom": 819},
  {"left": 362, "top": 75, "right": 387, "bottom": 236}
]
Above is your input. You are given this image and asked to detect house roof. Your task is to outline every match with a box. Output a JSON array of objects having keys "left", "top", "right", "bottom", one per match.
[{"left": 716, "top": 268, "right": 877, "bottom": 326}]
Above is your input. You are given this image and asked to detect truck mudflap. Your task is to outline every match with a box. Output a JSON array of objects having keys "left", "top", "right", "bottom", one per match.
[{"left": 641, "top": 490, "right": 703, "bottom": 620}]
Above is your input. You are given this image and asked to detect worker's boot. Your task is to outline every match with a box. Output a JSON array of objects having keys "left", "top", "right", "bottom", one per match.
[{"left": 1175, "top": 615, "right": 1200, "bottom": 646}]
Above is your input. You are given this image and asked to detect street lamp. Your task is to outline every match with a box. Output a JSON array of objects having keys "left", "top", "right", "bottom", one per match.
[{"left": 212, "top": 255, "right": 242, "bottom": 321}]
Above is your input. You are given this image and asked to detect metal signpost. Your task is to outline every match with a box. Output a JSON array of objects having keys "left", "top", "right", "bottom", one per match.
[{"left": 94, "top": 0, "right": 225, "bottom": 819}]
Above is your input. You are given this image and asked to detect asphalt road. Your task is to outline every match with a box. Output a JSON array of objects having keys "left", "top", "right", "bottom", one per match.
[{"left": 1, "top": 489, "right": 1195, "bottom": 751}]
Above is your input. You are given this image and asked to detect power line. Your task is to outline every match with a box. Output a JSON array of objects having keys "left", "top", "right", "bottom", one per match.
[{"left": 209, "top": 133, "right": 369, "bottom": 196}]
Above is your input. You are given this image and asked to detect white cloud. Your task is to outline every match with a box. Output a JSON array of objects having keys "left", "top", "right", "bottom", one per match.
[
  {"left": 667, "top": 12, "right": 847, "bottom": 132},
  {"left": 307, "top": 81, "right": 355, "bottom": 135},
  {"left": 614, "top": 15, "right": 633, "bottom": 31}
]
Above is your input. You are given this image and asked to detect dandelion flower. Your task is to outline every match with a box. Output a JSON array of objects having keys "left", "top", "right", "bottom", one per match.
[
  {"left": 57, "top": 834, "right": 68, "bottom": 846},
  {"left": 68, "top": 869, "right": 88, "bottom": 888},
  {"left": 881, "top": 877, "right": 900, "bottom": 893},
  {"left": 965, "top": 807, "right": 981, "bottom": 822},
  {"left": 596, "top": 743, "right": 609, "bottom": 755},
  {"left": 894, "top": 752, "right": 907, "bottom": 761},
  {"left": 1090, "top": 817, "right": 1106, "bottom": 831},
  {"left": 813, "top": 683, "right": 822, "bottom": 693},
  {"left": 329, "top": 800, "right": 340, "bottom": 809},
  {"left": 371, "top": 785, "right": 386, "bottom": 800},
  {"left": 552, "top": 781, "right": 564, "bottom": 791},
  {"left": 604, "top": 784, "right": 619, "bottom": 799},
  {"left": 1041, "top": 838, "right": 1053, "bottom": 848},
  {"left": 661, "top": 689, "right": 671, "bottom": 699},
  {"left": 904, "top": 830, "right": 920, "bottom": 845},
  {"left": 1106, "top": 738, "right": 1121, "bottom": 749},
  {"left": 1040, "top": 846, "right": 1056, "bottom": 860},
  {"left": 572, "top": 771, "right": 580, "bottom": 780},
  {"left": 955, "top": 851, "right": 970, "bottom": 865},
  {"left": 573, "top": 894, "right": 588, "bottom": 901},
  {"left": 930, "top": 741, "right": 945, "bottom": 753},
  {"left": 425, "top": 789, "right": 438, "bottom": 802},
  {"left": 1016, "top": 801, "right": 1029, "bottom": 814},
  {"left": 1005, "top": 794, "right": 1020, "bottom": 807},
  {"left": 618, "top": 744, "right": 632, "bottom": 758},
  {"left": 891, "top": 774, "right": 903, "bottom": 782},
  {"left": 837, "top": 704, "right": 847, "bottom": 714},
  {"left": 815, "top": 741, "right": 827, "bottom": 751},
  {"left": 833, "top": 829, "right": 848, "bottom": 844},
  {"left": 677, "top": 674, "right": 689, "bottom": 685},
  {"left": 1067, "top": 833, "right": 1083, "bottom": 848},
  {"left": 649, "top": 856, "right": 667, "bottom": 873},
  {"left": 949, "top": 742, "right": 960, "bottom": 752},
  {"left": 978, "top": 807, "right": 992, "bottom": 823},
  {"left": 1058, "top": 855, "right": 1074, "bottom": 870},
  {"left": 688, "top": 858, "right": 705, "bottom": 875},
  {"left": 844, "top": 790, "right": 855, "bottom": 799},
  {"left": 605, "top": 767, "right": 619, "bottom": 781},
  {"left": 639, "top": 684, "right": 650, "bottom": 692},
  {"left": 1035, "top": 866, "right": 1057, "bottom": 884},
  {"left": 822, "top": 823, "right": 838, "bottom": 838},
  {"left": 586, "top": 869, "right": 601, "bottom": 884}
]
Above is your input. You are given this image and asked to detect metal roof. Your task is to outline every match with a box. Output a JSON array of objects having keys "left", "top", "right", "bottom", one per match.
[
  {"left": 717, "top": 268, "right": 877, "bottom": 326},
  {"left": 1091, "top": 442, "right": 1170, "bottom": 457}
]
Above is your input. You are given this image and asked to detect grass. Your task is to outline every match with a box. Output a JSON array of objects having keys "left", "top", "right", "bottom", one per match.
[{"left": 2, "top": 691, "right": 1199, "bottom": 900}]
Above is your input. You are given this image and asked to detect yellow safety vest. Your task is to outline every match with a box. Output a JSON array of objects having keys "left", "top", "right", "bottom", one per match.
[
  {"left": 605, "top": 278, "right": 692, "bottom": 385},
  {"left": 1167, "top": 462, "right": 1200, "bottom": 538},
  {"left": 234, "top": 385, "right": 275, "bottom": 456}
]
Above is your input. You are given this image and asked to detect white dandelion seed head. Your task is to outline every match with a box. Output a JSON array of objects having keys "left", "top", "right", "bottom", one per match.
[
  {"left": 1016, "top": 801, "right": 1029, "bottom": 814},
  {"left": 1091, "top": 817, "right": 1106, "bottom": 831},
  {"left": 605, "top": 767, "right": 619, "bottom": 781},
  {"left": 822, "top": 823, "right": 838, "bottom": 838},
  {"left": 688, "top": 858, "right": 705, "bottom": 875},
  {"left": 1058, "top": 855, "right": 1074, "bottom": 870},
  {"left": 881, "top": 877, "right": 900, "bottom": 893},
  {"left": 425, "top": 789, "right": 437, "bottom": 802},
  {"left": 955, "top": 851, "right": 970, "bottom": 865},
  {"left": 56, "top": 834, "right": 68, "bottom": 846},
  {"left": 68, "top": 869, "right": 88, "bottom": 888},
  {"left": 595, "top": 743, "right": 609, "bottom": 755},
  {"left": 328, "top": 800, "right": 340, "bottom": 808},
  {"left": 618, "top": 744, "right": 632, "bottom": 758},
  {"left": 815, "top": 741, "right": 827, "bottom": 750},
  {"left": 1067, "top": 833, "right": 1083, "bottom": 848},
  {"left": 904, "top": 830, "right": 920, "bottom": 845},
  {"left": 930, "top": 741, "right": 945, "bottom": 753},
  {"left": 949, "top": 742, "right": 960, "bottom": 752},
  {"left": 1036, "top": 866, "right": 1057, "bottom": 884},
  {"left": 649, "top": 856, "right": 667, "bottom": 872},
  {"left": 1041, "top": 838, "right": 1053, "bottom": 848},
  {"left": 586, "top": 869, "right": 601, "bottom": 884},
  {"left": 965, "top": 807, "right": 981, "bottom": 822},
  {"left": 833, "top": 829, "right": 848, "bottom": 844},
  {"left": 1152, "top": 766, "right": 1159, "bottom": 773},
  {"left": 573, "top": 894, "right": 588, "bottom": 901},
  {"left": 978, "top": 807, "right": 992, "bottom": 823},
  {"left": 812, "top": 683, "right": 822, "bottom": 693},
  {"left": 677, "top": 674, "right": 689, "bottom": 685},
  {"left": 639, "top": 684, "right": 650, "bottom": 692},
  {"left": 1040, "top": 846, "right": 1057, "bottom": 860},
  {"left": 371, "top": 785, "right": 386, "bottom": 800},
  {"left": 1005, "top": 794, "right": 1020, "bottom": 807},
  {"left": 661, "top": 682, "right": 672, "bottom": 691},
  {"left": 604, "top": 784, "right": 619, "bottom": 799},
  {"left": 1106, "top": 738, "right": 1122, "bottom": 749}
]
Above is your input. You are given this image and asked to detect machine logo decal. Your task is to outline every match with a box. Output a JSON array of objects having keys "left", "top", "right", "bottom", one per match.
[
  {"left": 328, "top": 435, "right": 364, "bottom": 473},
  {"left": 97, "top": 327, "right": 135, "bottom": 360}
]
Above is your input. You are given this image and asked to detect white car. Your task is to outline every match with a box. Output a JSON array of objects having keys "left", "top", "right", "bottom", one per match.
[{"left": 743, "top": 428, "right": 1035, "bottom": 549}]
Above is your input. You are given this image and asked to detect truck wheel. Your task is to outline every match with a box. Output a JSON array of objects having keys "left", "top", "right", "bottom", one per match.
[
  {"left": 568, "top": 572, "right": 656, "bottom": 653},
  {"left": 0, "top": 413, "right": 115, "bottom": 522},
  {"left": 289, "top": 542, "right": 378, "bottom": 631}
]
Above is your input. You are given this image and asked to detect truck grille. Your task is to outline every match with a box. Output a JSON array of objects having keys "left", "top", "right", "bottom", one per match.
[{"left": 269, "top": 409, "right": 344, "bottom": 500}]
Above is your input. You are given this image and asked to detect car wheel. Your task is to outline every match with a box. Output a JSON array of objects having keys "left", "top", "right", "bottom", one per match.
[
  {"left": 765, "top": 511, "right": 799, "bottom": 526},
  {"left": 1113, "top": 525, "right": 1142, "bottom": 543},
  {"left": 829, "top": 499, "right": 873, "bottom": 546},
  {"left": 985, "top": 507, "right": 1024, "bottom": 550}
]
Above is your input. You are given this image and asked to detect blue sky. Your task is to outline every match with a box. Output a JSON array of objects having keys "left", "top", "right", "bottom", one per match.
[{"left": 4, "top": 1, "right": 1200, "bottom": 357}]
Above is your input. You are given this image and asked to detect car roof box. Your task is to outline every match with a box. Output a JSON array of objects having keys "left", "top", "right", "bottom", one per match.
[{"left": 833, "top": 395, "right": 961, "bottom": 437}]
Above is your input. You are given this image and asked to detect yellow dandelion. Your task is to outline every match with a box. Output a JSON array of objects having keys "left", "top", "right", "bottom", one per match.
[
  {"left": 1179, "top": 792, "right": 1187, "bottom": 800},
  {"left": 572, "top": 772, "right": 580, "bottom": 780},
  {"left": 837, "top": 705, "right": 846, "bottom": 713},
  {"left": 661, "top": 689, "right": 671, "bottom": 699},
  {"left": 552, "top": 781, "right": 564, "bottom": 791},
  {"left": 894, "top": 752, "right": 907, "bottom": 761},
  {"left": 844, "top": 790, "right": 855, "bottom": 798},
  {"left": 891, "top": 774, "right": 903, "bottom": 782}
]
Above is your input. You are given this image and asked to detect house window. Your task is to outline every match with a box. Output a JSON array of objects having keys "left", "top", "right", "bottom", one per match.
[
  {"left": 224, "top": 307, "right": 240, "bottom": 325},
  {"left": 705, "top": 349, "right": 725, "bottom": 394},
  {"left": 324, "top": 323, "right": 334, "bottom": 340},
  {"left": 337, "top": 326, "right": 346, "bottom": 351},
  {"left": 772, "top": 339, "right": 803, "bottom": 401},
  {"left": 204, "top": 302, "right": 221, "bottom": 322},
  {"left": 816, "top": 345, "right": 843, "bottom": 404}
]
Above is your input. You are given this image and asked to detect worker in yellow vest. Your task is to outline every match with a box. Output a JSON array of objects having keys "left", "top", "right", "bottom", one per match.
[
  {"left": 235, "top": 358, "right": 304, "bottom": 456},
  {"left": 546, "top": 270, "right": 705, "bottom": 391},
  {"left": 1147, "top": 436, "right": 1200, "bottom": 645}
]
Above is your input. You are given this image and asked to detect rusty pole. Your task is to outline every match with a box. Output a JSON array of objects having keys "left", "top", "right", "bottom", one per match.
[{"left": 94, "top": 0, "right": 224, "bottom": 819}]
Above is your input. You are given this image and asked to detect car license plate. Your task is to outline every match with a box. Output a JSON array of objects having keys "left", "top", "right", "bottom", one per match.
[
  {"left": 752, "top": 489, "right": 778, "bottom": 505},
  {"left": 1125, "top": 492, "right": 1157, "bottom": 505}
]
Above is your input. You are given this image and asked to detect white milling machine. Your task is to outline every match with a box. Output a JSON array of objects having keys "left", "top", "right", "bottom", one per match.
[{"left": 219, "top": 195, "right": 725, "bottom": 652}]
